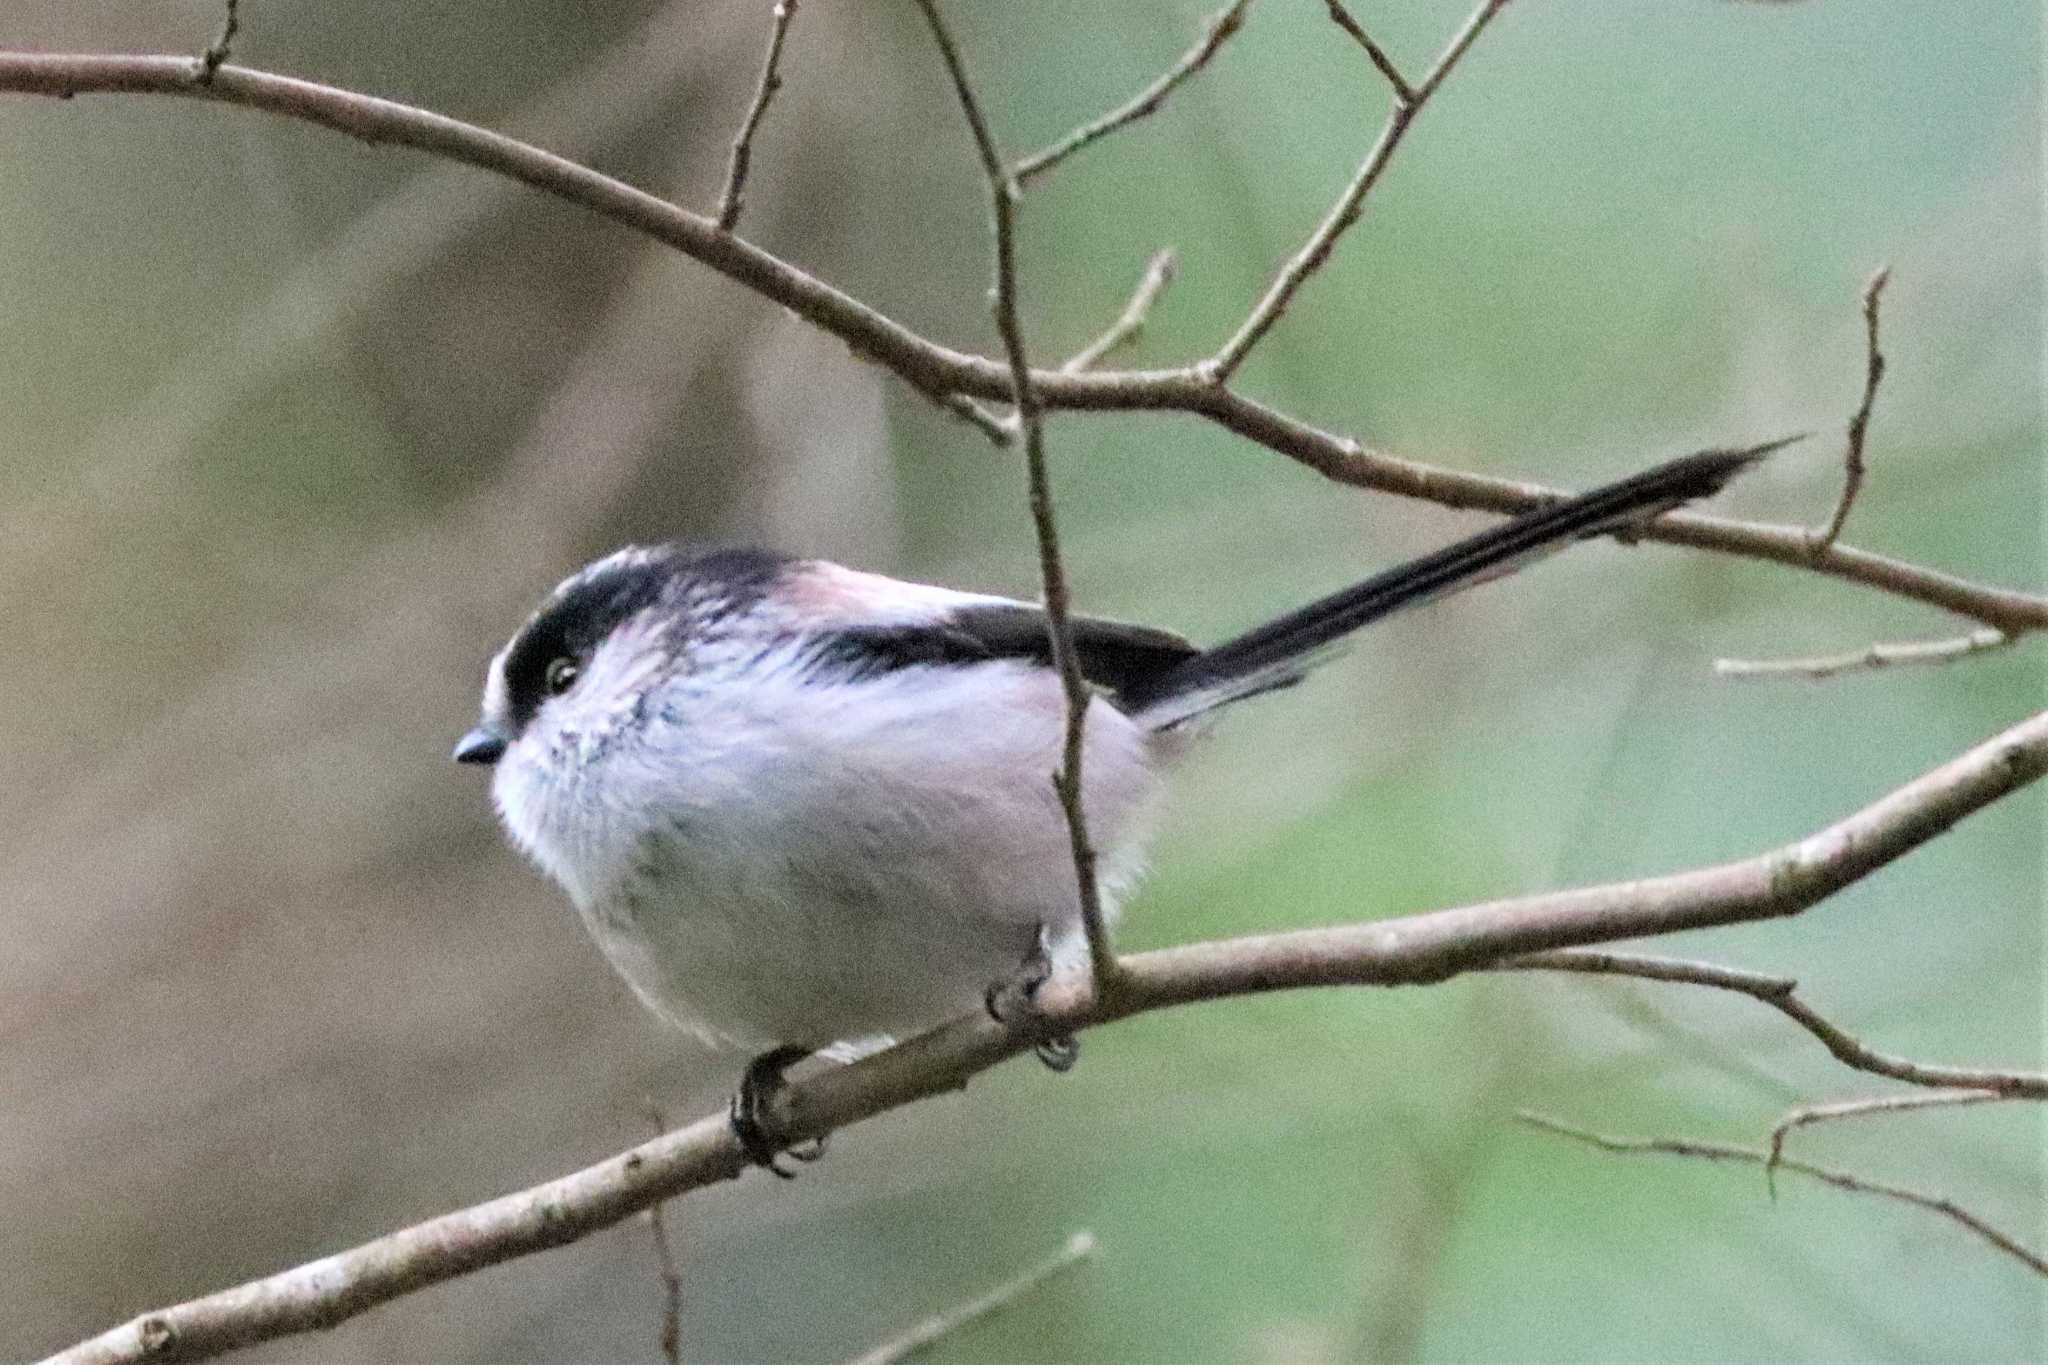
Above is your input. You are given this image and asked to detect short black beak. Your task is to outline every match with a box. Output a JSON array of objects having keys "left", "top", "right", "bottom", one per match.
[{"left": 453, "top": 725, "right": 509, "bottom": 766}]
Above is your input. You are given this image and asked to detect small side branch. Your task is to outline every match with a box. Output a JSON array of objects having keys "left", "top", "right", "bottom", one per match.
[
  {"left": 1061, "top": 248, "right": 1177, "bottom": 373},
  {"left": 1766, "top": 1090, "right": 2016, "bottom": 1195},
  {"left": 715, "top": 0, "right": 801, "bottom": 231},
  {"left": 1208, "top": 0, "right": 1511, "bottom": 381},
  {"left": 1518, "top": 1111, "right": 2048, "bottom": 1278},
  {"left": 1322, "top": 0, "right": 1414, "bottom": 101},
  {"left": 197, "top": 0, "right": 239, "bottom": 83},
  {"left": 1012, "top": 0, "right": 1256, "bottom": 186},
  {"left": 1811, "top": 265, "right": 1891, "bottom": 551},
  {"left": 1496, "top": 950, "right": 2048, "bottom": 1099},
  {"left": 844, "top": 1232, "right": 1097, "bottom": 1365},
  {"left": 913, "top": 0, "right": 1123, "bottom": 993},
  {"left": 1714, "top": 627, "right": 2013, "bottom": 681}
]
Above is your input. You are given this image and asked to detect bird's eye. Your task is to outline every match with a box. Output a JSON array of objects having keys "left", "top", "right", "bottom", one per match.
[{"left": 544, "top": 656, "right": 581, "bottom": 696}]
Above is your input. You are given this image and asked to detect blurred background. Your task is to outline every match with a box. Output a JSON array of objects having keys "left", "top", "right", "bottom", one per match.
[{"left": 2, "top": 2, "right": 2040, "bottom": 1361}]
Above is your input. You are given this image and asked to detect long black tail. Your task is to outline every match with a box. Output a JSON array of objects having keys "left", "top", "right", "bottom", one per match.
[{"left": 1123, "top": 443, "right": 1778, "bottom": 728}]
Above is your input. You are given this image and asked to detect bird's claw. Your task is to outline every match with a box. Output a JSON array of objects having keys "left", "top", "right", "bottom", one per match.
[
  {"left": 730, "top": 1044, "right": 826, "bottom": 1178},
  {"left": 984, "top": 924, "right": 1080, "bottom": 1073}
]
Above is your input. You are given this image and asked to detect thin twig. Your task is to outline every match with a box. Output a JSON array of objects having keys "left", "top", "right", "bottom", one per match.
[
  {"left": 1713, "top": 627, "right": 2014, "bottom": 680},
  {"left": 1061, "top": 248, "right": 1177, "bottom": 373},
  {"left": 1517, "top": 1111, "right": 2048, "bottom": 1278},
  {"left": 1811, "top": 265, "right": 1891, "bottom": 551},
  {"left": 917, "top": 384, "right": 1017, "bottom": 446},
  {"left": 197, "top": 0, "right": 238, "bottom": 83},
  {"left": 914, "top": 0, "right": 1124, "bottom": 995},
  {"left": 641, "top": 1104, "right": 684, "bottom": 1365},
  {"left": 1323, "top": 0, "right": 1414, "bottom": 101},
  {"left": 1207, "top": 0, "right": 1511, "bottom": 381},
  {"left": 844, "top": 1232, "right": 1097, "bottom": 1365},
  {"left": 1766, "top": 1090, "right": 2016, "bottom": 1196},
  {"left": 715, "top": 0, "right": 799, "bottom": 231},
  {"left": 3, "top": 56, "right": 2045, "bottom": 632},
  {"left": 1011, "top": 0, "right": 1255, "bottom": 185},
  {"left": 1496, "top": 950, "right": 2047, "bottom": 1099}
]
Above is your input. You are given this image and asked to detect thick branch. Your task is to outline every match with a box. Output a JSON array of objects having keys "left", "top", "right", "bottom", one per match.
[
  {"left": 0, "top": 54, "right": 2041, "bottom": 632},
  {"left": 42, "top": 706, "right": 2048, "bottom": 1365}
]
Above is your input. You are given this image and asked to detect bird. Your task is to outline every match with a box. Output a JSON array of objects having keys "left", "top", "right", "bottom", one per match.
[{"left": 454, "top": 445, "right": 1766, "bottom": 1170}]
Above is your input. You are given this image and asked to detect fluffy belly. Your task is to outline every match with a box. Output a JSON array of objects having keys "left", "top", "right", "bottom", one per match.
[{"left": 526, "top": 664, "right": 1167, "bottom": 1050}]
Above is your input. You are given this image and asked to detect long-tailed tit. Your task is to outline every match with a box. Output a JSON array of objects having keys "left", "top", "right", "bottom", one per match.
[{"left": 455, "top": 447, "right": 1763, "bottom": 1169}]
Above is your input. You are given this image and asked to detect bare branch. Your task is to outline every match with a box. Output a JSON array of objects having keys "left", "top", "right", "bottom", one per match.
[
  {"left": 1766, "top": 1090, "right": 2018, "bottom": 1195},
  {"left": 1811, "top": 265, "right": 1891, "bottom": 551},
  {"left": 1517, "top": 1111, "right": 2048, "bottom": 1278},
  {"left": 39, "top": 707, "right": 2048, "bottom": 1365},
  {"left": 914, "top": 0, "right": 1124, "bottom": 993},
  {"left": 1714, "top": 627, "right": 2014, "bottom": 680},
  {"left": 0, "top": 55, "right": 2042, "bottom": 632},
  {"left": 1061, "top": 248, "right": 1177, "bottom": 374},
  {"left": 1497, "top": 950, "right": 2047, "bottom": 1099},
  {"left": 1323, "top": 0, "right": 1414, "bottom": 102},
  {"left": 1207, "top": 0, "right": 1512, "bottom": 382},
  {"left": 844, "top": 1232, "right": 1097, "bottom": 1365},
  {"left": 1011, "top": 0, "right": 1255, "bottom": 186},
  {"left": 715, "top": 0, "right": 800, "bottom": 231}
]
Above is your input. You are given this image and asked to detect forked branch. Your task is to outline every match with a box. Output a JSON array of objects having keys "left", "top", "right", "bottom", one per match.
[{"left": 0, "top": 55, "right": 2042, "bottom": 633}]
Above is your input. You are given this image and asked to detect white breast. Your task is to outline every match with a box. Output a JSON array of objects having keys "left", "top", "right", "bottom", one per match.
[{"left": 494, "top": 644, "right": 1170, "bottom": 1051}]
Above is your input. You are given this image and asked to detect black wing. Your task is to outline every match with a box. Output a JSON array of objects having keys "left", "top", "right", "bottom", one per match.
[{"left": 809, "top": 602, "right": 1199, "bottom": 707}]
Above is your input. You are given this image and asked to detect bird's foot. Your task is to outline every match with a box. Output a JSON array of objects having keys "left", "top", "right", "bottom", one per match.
[
  {"left": 983, "top": 923, "right": 1080, "bottom": 1073},
  {"left": 730, "top": 1044, "right": 828, "bottom": 1179}
]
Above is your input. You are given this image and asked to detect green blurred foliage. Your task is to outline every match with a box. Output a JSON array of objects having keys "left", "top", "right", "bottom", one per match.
[{"left": 1, "top": 2, "right": 2039, "bottom": 1362}]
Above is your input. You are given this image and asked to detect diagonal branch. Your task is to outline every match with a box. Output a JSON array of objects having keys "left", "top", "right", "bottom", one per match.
[
  {"left": 714, "top": 0, "right": 801, "bottom": 231},
  {"left": 1, "top": 54, "right": 2043, "bottom": 634},
  {"left": 1206, "top": 0, "right": 1512, "bottom": 381},
  {"left": 844, "top": 1232, "right": 1097, "bottom": 1365},
  {"left": 1517, "top": 1111, "right": 2048, "bottom": 1278},
  {"left": 1495, "top": 949, "right": 2046, "bottom": 1098},
  {"left": 1062, "top": 248, "right": 1177, "bottom": 373},
  {"left": 912, "top": 0, "right": 1123, "bottom": 991},
  {"left": 1323, "top": 1, "right": 1414, "bottom": 102},
  {"left": 39, "top": 705, "right": 2048, "bottom": 1365},
  {"left": 1011, "top": 0, "right": 1256, "bottom": 186}
]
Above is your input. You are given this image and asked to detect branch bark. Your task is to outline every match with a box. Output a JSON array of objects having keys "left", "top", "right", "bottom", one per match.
[
  {"left": 0, "top": 54, "right": 2041, "bottom": 633},
  {"left": 41, "top": 704, "right": 2048, "bottom": 1365},
  {"left": 913, "top": 0, "right": 1123, "bottom": 989}
]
